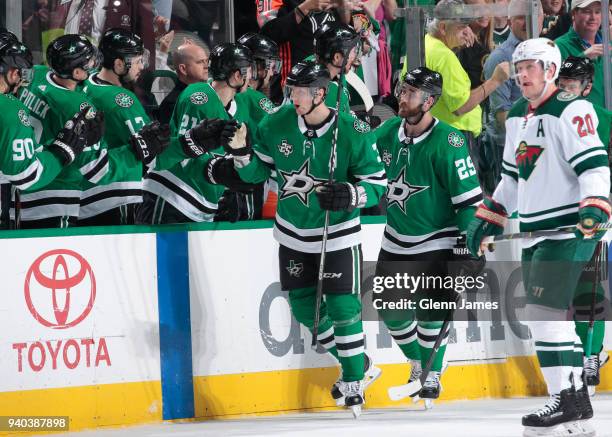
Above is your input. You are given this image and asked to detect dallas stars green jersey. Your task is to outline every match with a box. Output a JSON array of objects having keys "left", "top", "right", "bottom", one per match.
[
  {"left": 325, "top": 79, "right": 351, "bottom": 114},
  {"left": 0, "top": 93, "right": 62, "bottom": 192},
  {"left": 235, "top": 87, "right": 277, "bottom": 124},
  {"left": 145, "top": 82, "right": 254, "bottom": 222},
  {"left": 496, "top": 91, "right": 609, "bottom": 232},
  {"left": 236, "top": 106, "right": 386, "bottom": 253},
  {"left": 80, "top": 74, "right": 152, "bottom": 218},
  {"left": 375, "top": 117, "right": 482, "bottom": 254},
  {"left": 17, "top": 70, "right": 143, "bottom": 221}
]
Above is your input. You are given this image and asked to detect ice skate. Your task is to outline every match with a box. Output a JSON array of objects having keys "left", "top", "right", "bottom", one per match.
[
  {"left": 338, "top": 380, "right": 364, "bottom": 418},
  {"left": 332, "top": 354, "right": 381, "bottom": 406},
  {"left": 522, "top": 388, "right": 580, "bottom": 437},
  {"left": 419, "top": 371, "right": 441, "bottom": 409}
]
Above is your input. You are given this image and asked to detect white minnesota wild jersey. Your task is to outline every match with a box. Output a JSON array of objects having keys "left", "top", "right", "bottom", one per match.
[{"left": 496, "top": 91, "right": 610, "bottom": 232}]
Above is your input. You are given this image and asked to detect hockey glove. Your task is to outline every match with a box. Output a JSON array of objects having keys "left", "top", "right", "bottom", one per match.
[
  {"left": 224, "top": 123, "right": 251, "bottom": 157},
  {"left": 448, "top": 235, "right": 486, "bottom": 282},
  {"left": 204, "top": 156, "right": 257, "bottom": 193},
  {"left": 576, "top": 197, "right": 611, "bottom": 240},
  {"left": 83, "top": 109, "right": 105, "bottom": 147},
  {"left": 48, "top": 107, "right": 89, "bottom": 166},
  {"left": 466, "top": 197, "right": 508, "bottom": 257},
  {"left": 129, "top": 121, "right": 170, "bottom": 167},
  {"left": 315, "top": 182, "right": 364, "bottom": 212},
  {"left": 180, "top": 118, "right": 239, "bottom": 158}
]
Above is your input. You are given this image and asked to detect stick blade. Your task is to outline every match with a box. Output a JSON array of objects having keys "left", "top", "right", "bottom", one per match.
[{"left": 388, "top": 380, "right": 422, "bottom": 401}]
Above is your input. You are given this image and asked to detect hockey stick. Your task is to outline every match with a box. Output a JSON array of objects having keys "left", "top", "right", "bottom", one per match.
[
  {"left": 311, "top": 57, "right": 349, "bottom": 349},
  {"left": 481, "top": 221, "right": 612, "bottom": 246},
  {"left": 388, "top": 292, "right": 460, "bottom": 401},
  {"left": 584, "top": 242, "right": 603, "bottom": 361}
]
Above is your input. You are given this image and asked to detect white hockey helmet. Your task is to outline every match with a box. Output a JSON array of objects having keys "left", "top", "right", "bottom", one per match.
[{"left": 512, "top": 37, "right": 562, "bottom": 83}]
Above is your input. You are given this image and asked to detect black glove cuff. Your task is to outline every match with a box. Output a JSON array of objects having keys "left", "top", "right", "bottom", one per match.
[
  {"left": 49, "top": 141, "right": 75, "bottom": 166},
  {"left": 180, "top": 130, "right": 207, "bottom": 158}
]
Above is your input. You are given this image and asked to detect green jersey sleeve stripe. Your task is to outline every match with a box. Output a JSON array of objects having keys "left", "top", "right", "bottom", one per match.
[
  {"left": 568, "top": 147, "right": 607, "bottom": 165},
  {"left": 574, "top": 155, "right": 610, "bottom": 176},
  {"left": 502, "top": 159, "right": 517, "bottom": 169},
  {"left": 254, "top": 150, "right": 274, "bottom": 164},
  {"left": 451, "top": 186, "right": 482, "bottom": 205},
  {"left": 501, "top": 167, "right": 518, "bottom": 181},
  {"left": 80, "top": 149, "right": 109, "bottom": 183}
]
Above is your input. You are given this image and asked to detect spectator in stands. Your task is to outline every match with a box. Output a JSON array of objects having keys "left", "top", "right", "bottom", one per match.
[
  {"left": 493, "top": 0, "right": 511, "bottom": 47},
  {"left": 157, "top": 41, "right": 209, "bottom": 124},
  {"left": 484, "top": 0, "right": 543, "bottom": 146},
  {"left": 424, "top": 0, "right": 509, "bottom": 184},
  {"left": 540, "top": 0, "right": 571, "bottom": 40},
  {"left": 257, "top": 0, "right": 353, "bottom": 102},
  {"left": 456, "top": 0, "right": 495, "bottom": 89},
  {"left": 555, "top": 0, "right": 607, "bottom": 108},
  {"left": 482, "top": 0, "right": 543, "bottom": 192}
]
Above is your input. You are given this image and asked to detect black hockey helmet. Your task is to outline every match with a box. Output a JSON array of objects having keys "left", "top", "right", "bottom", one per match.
[
  {"left": 0, "top": 30, "right": 18, "bottom": 46},
  {"left": 47, "top": 34, "right": 100, "bottom": 79},
  {"left": 0, "top": 39, "right": 33, "bottom": 86},
  {"left": 285, "top": 61, "right": 330, "bottom": 90},
  {"left": 99, "top": 28, "right": 147, "bottom": 70},
  {"left": 237, "top": 32, "right": 279, "bottom": 61},
  {"left": 208, "top": 42, "right": 255, "bottom": 82},
  {"left": 559, "top": 56, "right": 594, "bottom": 82},
  {"left": 396, "top": 66, "right": 443, "bottom": 100},
  {"left": 314, "top": 23, "right": 360, "bottom": 65}
]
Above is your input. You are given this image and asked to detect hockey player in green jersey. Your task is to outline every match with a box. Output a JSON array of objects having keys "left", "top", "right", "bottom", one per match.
[
  {"left": 17, "top": 34, "right": 170, "bottom": 229},
  {"left": 80, "top": 28, "right": 151, "bottom": 225},
  {"left": 138, "top": 42, "right": 255, "bottom": 224},
  {"left": 467, "top": 38, "right": 610, "bottom": 437},
  {"left": 0, "top": 38, "right": 89, "bottom": 202},
  {"left": 314, "top": 23, "right": 360, "bottom": 114},
  {"left": 374, "top": 67, "right": 483, "bottom": 408},
  {"left": 235, "top": 32, "right": 280, "bottom": 124},
  {"left": 558, "top": 56, "right": 610, "bottom": 397},
  {"left": 226, "top": 61, "right": 386, "bottom": 416}
]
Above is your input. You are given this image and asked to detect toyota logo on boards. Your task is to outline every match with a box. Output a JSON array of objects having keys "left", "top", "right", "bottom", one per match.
[
  {"left": 24, "top": 249, "right": 96, "bottom": 329},
  {"left": 13, "top": 249, "right": 111, "bottom": 373}
]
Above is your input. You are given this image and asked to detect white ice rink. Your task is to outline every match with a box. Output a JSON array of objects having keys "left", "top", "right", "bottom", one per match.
[{"left": 52, "top": 394, "right": 612, "bottom": 437}]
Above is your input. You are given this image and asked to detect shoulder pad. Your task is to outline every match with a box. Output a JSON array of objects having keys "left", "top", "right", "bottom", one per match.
[{"left": 189, "top": 91, "right": 209, "bottom": 105}]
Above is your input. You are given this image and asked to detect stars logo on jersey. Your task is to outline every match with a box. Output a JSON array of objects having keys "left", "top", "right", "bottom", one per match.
[
  {"left": 286, "top": 260, "right": 304, "bottom": 278},
  {"left": 353, "top": 118, "right": 371, "bottom": 133},
  {"left": 278, "top": 160, "right": 326, "bottom": 207},
  {"left": 278, "top": 140, "right": 293, "bottom": 157},
  {"left": 386, "top": 168, "right": 429, "bottom": 214},
  {"left": 259, "top": 97, "right": 277, "bottom": 114},
  {"left": 515, "top": 141, "right": 544, "bottom": 180},
  {"left": 190, "top": 92, "right": 208, "bottom": 105},
  {"left": 382, "top": 150, "right": 392, "bottom": 166},
  {"left": 115, "top": 93, "right": 134, "bottom": 108},
  {"left": 18, "top": 109, "right": 31, "bottom": 127},
  {"left": 79, "top": 102, "right": 91, "bottom": 112},
  {"left": 448, "top": 132, "right": 464, "bottom": 148}
]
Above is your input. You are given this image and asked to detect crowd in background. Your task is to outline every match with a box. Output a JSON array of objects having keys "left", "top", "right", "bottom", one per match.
[{"left": 1, "top": 0, "right": 611, "bottom": 229}]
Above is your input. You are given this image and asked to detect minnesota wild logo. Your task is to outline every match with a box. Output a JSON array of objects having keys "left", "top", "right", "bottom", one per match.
[
  {"left": 515, "top": 141, "right": 544, "bottom": 180},
  {"left": 115, "top": 93, "right": 134, "bottom": 108}
]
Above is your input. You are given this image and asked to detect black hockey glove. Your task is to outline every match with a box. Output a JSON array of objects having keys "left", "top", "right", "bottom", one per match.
[
  {"left": 48, "top": 107, "right": 89, "bottom": 166},
  {"left": 448, "top": 235, "right": 486, "bottom": 282},
  {"left": 180, "top": 118, "right": 239, "bottom": 158},
  {"left": 315, "top": 182, "right": 361, "bottom": 212},
  {"left": 129, "top": 121, "right": 170, "bottom": 166},
  {"left": 204, "top": 156, "right": 257, "bottom": 193},
  {"left": 83, "top": 109, "right": 105, "bottom": 147}
]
